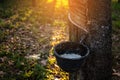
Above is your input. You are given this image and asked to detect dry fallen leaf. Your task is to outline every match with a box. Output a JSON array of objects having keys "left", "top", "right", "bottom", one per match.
[
  {"left": 8, "top": 60, "right": 14, "bottom": 65},
  {"left": 0, "top": 71, "right": 5, "bottom": 75},
  {"left": 40, "top": 60, "right": 47, "bottom": 66},
  {"left": 112, "top": 73, "right": 120, "bottom": 77},
  {"left": 112, "top": 69, "right": 116, "bottom": 73}
]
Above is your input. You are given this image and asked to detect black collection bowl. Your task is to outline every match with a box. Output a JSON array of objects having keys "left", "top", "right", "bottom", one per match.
[{"left": 54, "top": 41, "right": 89, "bottom": 72}]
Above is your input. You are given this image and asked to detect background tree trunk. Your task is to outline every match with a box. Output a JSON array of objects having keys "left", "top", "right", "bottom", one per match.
[
  {"left": 69, "top": 0, "right": 112, "bottom": 80},
  {"left": 0, "top": 0, "right": 4, "bottom": 3},
  {"left": 118, "top": 0, "right": 120, "bottom": 3},
  {"left": 32, "top": 0, "right": 36, "bottom": 7}
]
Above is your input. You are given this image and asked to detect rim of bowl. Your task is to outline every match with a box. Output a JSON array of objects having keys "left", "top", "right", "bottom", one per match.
[{"left": 54, "top": 41, "right": 90, "bottom": 60}]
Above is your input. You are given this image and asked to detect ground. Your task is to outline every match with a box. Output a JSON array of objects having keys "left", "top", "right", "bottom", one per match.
[
  {"left": 0, "top": 0, "right": 120, "bottom": 80},
  {"left": 112, "top": 1, "right": 120, "bottom": 80}
]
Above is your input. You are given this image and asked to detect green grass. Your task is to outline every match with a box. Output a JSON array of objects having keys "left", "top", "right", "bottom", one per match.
[
  {"left": 112, "top": 1, "right": 120, "bottom": 33},
  {"left": 0, "top": 52, "right": 47, "bottom": 80}
]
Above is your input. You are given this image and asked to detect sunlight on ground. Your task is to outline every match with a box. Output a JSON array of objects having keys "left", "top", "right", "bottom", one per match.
[
  {"left": 47, "top": 0, "right": 68, "bottom": 8},
  {"left": 50, "top": 20, "right": 68, "bottom": 46},
  {"left": 46, "top": 20, "right": 69, "bottom": 79}
]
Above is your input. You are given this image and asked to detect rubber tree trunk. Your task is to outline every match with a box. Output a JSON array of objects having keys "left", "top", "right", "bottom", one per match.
[{"left": 69, "top": 0, "right": 112, "bottom": 80}]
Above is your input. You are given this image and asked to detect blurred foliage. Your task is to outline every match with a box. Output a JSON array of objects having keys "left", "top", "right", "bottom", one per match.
[{"left": 112, "top": 0, "right": 120, "bottom": 33}]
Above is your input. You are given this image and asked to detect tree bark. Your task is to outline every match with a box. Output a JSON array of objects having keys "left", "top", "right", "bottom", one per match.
[{"left": 69, "top": 0, "right": 112, "bottom": 80}]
